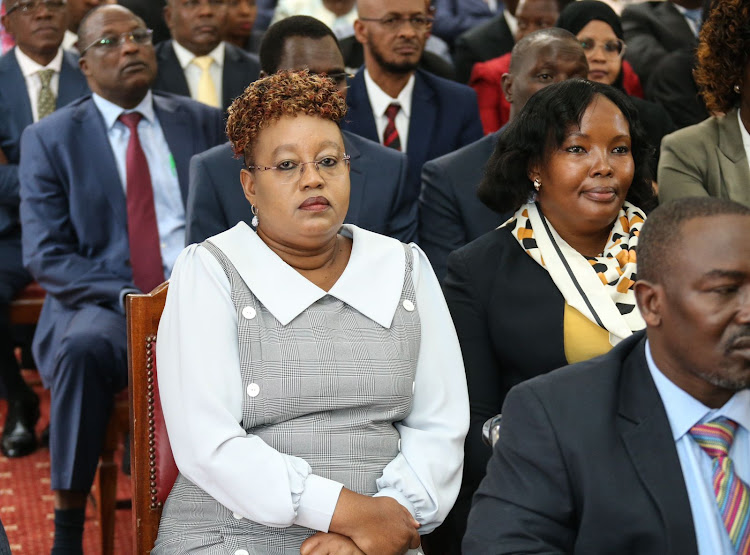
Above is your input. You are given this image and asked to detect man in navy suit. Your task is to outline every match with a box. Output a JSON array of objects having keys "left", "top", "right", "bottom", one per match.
[
  {"left": 342, "top": 0, "right": 482, "bottom": 196},
  {"left": 0, "top": 0, "right": 90, "bottom": 459},
  {"left": 187, "top": 15, "right": 417, "bottom": 245},
  {"left": 18, "top": 6, "right": 224, "bottom": 552},
  {"left": 419, "top": 28, "right": 587, "bottom": 281},
  {"left": 152, "top": 0, "right": 260, "bottom": 111}
]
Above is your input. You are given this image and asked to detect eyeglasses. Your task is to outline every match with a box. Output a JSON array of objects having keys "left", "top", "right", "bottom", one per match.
[
  {"left": 6, "top": 0, "right": 66, "bottom": 15},
  {"left": 80, "top": 29, "right": 154, "bottom": 55},
  {"left": 358, "top": 14, "right": 434, "bottom": 31},
  {"left": 247, "top": 154, "right": 351, "bottom": 184},
  {"left": 580, "top": 38, "right": 627, "bottom": 58}
]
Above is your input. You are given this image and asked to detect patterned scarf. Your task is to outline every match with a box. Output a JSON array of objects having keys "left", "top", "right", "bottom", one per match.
[{"left": 506, "top": 201, "right": 646, "bottom": 344}]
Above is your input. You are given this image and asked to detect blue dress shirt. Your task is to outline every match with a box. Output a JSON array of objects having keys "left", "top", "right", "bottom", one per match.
[
  {"left": 91, "top": 90, "right": 185, "bottom": 282},
  {"left": 646, "top": 341, "right": 750, "bottom": 554}
]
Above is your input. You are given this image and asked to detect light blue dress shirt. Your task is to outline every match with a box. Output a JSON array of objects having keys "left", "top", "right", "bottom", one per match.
[
  {"left": 646, "top": 341, "right": 750, "bottom": 554},
  {"left": 92, "top": 90, "right": 186, "bottom": 283}
]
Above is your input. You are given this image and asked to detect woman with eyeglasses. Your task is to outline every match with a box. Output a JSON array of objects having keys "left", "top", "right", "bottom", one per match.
[
  {"left": 152, "top": 70, "right": 468, "bottom": 555},
  {"left": 556, "top": 1, "right": 675, "bottom": 178}
]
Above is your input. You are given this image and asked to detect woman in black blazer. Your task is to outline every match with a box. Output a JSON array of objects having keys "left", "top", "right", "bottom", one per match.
[{"left": 440, "top": 79, "right": 657, "bottom": 551}]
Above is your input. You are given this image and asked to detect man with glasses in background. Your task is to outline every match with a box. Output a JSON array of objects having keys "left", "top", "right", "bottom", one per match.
[
  {"left": 0, "top": 0, "right": 89, "bottom": 462},
  {"left": 186, "top": 15, "right": 418, "bottom": 246},
  {"left": 153, "top": 0, "right": 260, "bottom": 111},
  {"left": 18, "top": 5, "right": 225, "bottom": 552},
  {"left": 342, "top": 0, "right": 482, "bottom": 197}
]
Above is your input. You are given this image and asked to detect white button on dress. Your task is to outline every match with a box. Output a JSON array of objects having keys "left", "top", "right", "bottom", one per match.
[
  {"left": 235, "top": 550, "right": 250, "bottom": 555},
  {"left": 242, "top": 306, "right": 257, "bottom": 319},
  {"left": 246, "top": 383, "right": 260, "bottom": 397},
  {"left": 232, "top": 512, "right": 243, "bottom": 520},
  {"left": 402, "top": 299, "right": 415, "bottom": 311}
]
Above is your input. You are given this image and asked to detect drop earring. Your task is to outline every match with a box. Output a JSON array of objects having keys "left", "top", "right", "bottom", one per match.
[
  {"left": 251, "top": 204, "right": 258, "bottom": 227},
  {"left": 533, "top": 178, "right": 542, "bottom": 191}
]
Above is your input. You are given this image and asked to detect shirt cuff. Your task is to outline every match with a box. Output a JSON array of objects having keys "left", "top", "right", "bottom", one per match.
[
  {"left": 119, "top": 287, "right": 140, "bottom": 314},
  {"left": 294, "top": 474, "right": 344, "bottom": 532},
  {"left": 374, "top": 487, "right": 417, "bottom": 520}
]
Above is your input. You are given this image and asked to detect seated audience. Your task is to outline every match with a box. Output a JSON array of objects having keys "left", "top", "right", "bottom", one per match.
[
  {"left": 419, "top": 28, "right": 587, "bottom": 281},
  {"left": 659, "top": 0, "right": 750, "bottom": 206},
  {"left": 443, "top": 79, "right": 656, "bottom": 551},
  {"left": 556, "top": 0, "right": 675, "bottom": 174},
  {"left": 621, "top": 0, "right": 700, "bottom": 87},
  {"left": 187, "top": 15, "right": 417, "bottom": 245},
  {"left": 430, "top": 0, "right": 498, "bottom": 45},
  {"left": 153, "top": 69, "right": 469, "bottom": 555},
  {"left": 224, "top": 0, "right": 263, "bottom": 52},
  {"left": 343, "top": 0, "right": 482, "bottom": 195},
  {"left": 464, "top": 196, "right": 750, "bottom": 555},
  {"left": 18, "top": 5, "right": 225, "bottom": 551},
  {"left": 0, "top": 0, "right": 89, "bottom": 459},
  {"left": 152, "top": 0, "right": 260, "bottom": 110},
  {"left": 452, "top": 0, "right": 518, "bottom": 83}
]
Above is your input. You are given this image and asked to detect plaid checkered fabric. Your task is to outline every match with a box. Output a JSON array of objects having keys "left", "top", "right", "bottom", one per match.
[{"left": 154, "top": 241, "right": 421, "bottom": 554}]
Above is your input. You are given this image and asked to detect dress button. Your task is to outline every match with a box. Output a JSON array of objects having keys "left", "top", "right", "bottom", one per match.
[
  {"left": 402, "top": 299, "right": 415, "bottom": 312},
  {"left": 246, "top": 383, "right": 260, "bottom": 397},
  {"left": 235, "top": 550, "right": 250, "bottom": 555},
  {"left": 242, "top": 306, "right": 257, "bottom": 319},
  {"left": 398, "top": 438, "right": 402, "bottom": 451},
  {"left": 232, "top": 512, "right": 242, "bottom": 520}
]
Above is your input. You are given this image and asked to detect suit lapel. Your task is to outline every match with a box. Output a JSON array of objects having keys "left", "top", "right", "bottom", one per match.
[
  {"left": 617, "top": 340, "right": 698, "bottom": 554},
  {"left": 158, "top": 42, "right": 191, "bottom": 97},
  {"left": 406, "top": 71, "right": 436, "bottom": 175},
  {"left": 661, "top": 2, "right": 697, "bottom": 45},
  {"left": 344, "top": 70, "right": 379, "bottom": 142},
  {"left": 341, "top": 132, "right": 364, "bottom": 224},
  {"left": 222, "top": 44, "right": 238, "bottom": 110},
  {"left": 1, "top": 50, "right": 34, "bottom": 130},
  {"left": 716, "top": 109, "right": 750, "bottom": 205},
  {"left": 154, "top": 94, "right": 191, "bottom": 204}
]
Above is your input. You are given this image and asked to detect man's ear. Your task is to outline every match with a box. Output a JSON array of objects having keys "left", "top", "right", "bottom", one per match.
[
  {"left": 353, "top": 19, "right": 368, "bottom": 46},
  {"left": 163, "top": 3, "right": 173, "bottom": 32},
  {"left": 1, "top": 15, "right": 13, "bottom": 39},
  {"left": 634, "top": 280, "right": 663, "bottom": 327},
  {"left": 240, "top": 167, "right": 257, "bottom": 206},
  {"left": 501, "top": 73, "right": 513, "bottom": 104}
]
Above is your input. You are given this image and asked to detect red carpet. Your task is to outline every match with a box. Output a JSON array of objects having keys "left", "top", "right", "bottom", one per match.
[{"left": 0, "top": 370, "right": 133, "bottom": 554}]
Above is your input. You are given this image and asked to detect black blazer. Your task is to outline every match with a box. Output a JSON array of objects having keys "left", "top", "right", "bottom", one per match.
[
  {"left": 117, "top": 0, "right": 170, "bottom": 44},
  {"left": 453, "top": 14, "right": 514, "bottom": 83},
  {"left": 622, "top": 1, "right": 697, "bottom": 87},
  {"left": 645, "top": 48, "right": 708, "bottom": 130},
  {"left": 152, "top": 40, "right": 260, "bottom": 111},
  {"left": 464, "top": 333, "right": 698, "bottom": 555}
]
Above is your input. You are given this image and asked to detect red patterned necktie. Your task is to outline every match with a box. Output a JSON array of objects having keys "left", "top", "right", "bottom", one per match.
[
  {"left": 383, "top": 103, "right": 401, "bottom": 151},
  {"left": 118, "top": 112, "right": 164, "bottom": 293},
  {"left": 689, "top": 417, "right": 750, "bottom": 554}
]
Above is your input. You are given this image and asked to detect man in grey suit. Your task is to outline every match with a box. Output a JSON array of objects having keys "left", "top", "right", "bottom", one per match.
[
  {"left": 419, "top": 28, "right": 587, "bottom": 281},
  {"left": 186, "top": 15, "right": 417, "bottom": 245}
]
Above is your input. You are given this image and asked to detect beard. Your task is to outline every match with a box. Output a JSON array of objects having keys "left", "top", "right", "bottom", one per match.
[{"left": 367, "top": 38, "right": 420, "bottom": 75}]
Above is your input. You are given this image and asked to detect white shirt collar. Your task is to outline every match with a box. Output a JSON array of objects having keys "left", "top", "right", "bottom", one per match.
[
  {"left": 207, "top": 222, "right": 406, "bottom": 328},
  {"left": 645, "top": 340, "right": 750, "bottom": 441},
  {"left": 738, "top": 109, "right": 750, "bottom": 154},
  {"left": 62, "top": 29, "right": 78, "bottom": 51},
  {"left": 172, "top": 39, "right": 225, "bottom": 69},
  {"left": 503, "top": 9, "right": 518, "bottom": 39},
  {"left": 14, "top": 46, "right": 64, "bottom": 78},
  {"left": 92, "top": 89, "right": 157, "bottom": 130},
  {"left": 363, "top": 68, "right": 415, "bottom": 119}
]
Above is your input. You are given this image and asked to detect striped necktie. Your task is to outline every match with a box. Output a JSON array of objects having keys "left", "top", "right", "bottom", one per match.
[
  {"left": 690, "top": 417, "right": 750, "bottom": 554},
  {"left": 191, "top": 55, "right": 220, "bottom": 108},
  {"left": 383, "top": 103, "right": 401, "bottom": 151},
  {"left": 37, "top": 69, "right": 55, "bottom": 120}
]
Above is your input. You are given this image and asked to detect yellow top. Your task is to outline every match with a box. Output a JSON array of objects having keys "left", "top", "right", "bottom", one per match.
[{"left": 563, "top": 304, "right": 612, "bottom": 364}]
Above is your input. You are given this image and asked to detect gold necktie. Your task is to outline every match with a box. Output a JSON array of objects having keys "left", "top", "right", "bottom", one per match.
[
  {"left": 37, "top": 69, "right": 56, "bottom": 120},
  {"left": 191, "top": 56, "right": 220, "bottom": 108}
]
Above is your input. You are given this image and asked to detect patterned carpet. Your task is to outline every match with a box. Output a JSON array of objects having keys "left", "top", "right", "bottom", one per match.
[{"left": 0, "top": 371, "right": 133, "bottom": 554}]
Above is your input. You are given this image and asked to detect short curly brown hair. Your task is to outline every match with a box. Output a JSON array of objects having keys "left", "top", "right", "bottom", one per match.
[
  {"left": 694, "top": 0, "right": 750, "bottom": 113},
  {"left": 226, "top": 69, "right": 348, "bottom": 163}
]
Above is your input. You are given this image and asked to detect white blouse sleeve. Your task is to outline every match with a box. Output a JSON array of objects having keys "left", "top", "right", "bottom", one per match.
[
  {"left": 373, "top": 244, "right": 470, "bottom": 533},
  {"left": 157, "top": 244, "right": 343, "bottom": 532}
]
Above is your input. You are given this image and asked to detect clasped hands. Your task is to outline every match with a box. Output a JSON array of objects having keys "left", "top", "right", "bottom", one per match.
[{"left": 300, "top": 489, "right": 420, "bottom": 555}]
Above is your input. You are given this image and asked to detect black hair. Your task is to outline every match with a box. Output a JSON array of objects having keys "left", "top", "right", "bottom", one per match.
[
  {"left": 259, "top": 15, "right": 341, "bottom": 75},
  {"left": 508, "top": 27, "right": 580, "bottom": 73},
  {"left": 477, "top": 78, "right": 656, "bottom": 215},
  {"left": 638, "top": 198, "right": 750, "bottom": 284}
]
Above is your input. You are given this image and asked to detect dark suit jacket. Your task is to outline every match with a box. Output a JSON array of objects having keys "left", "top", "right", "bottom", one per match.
[
  {"left": 418, "top": 131, "right": 504, "bottom": 281},
  {"left": 453, "top": 14, "right": 514, "bottom": 84},
  {"left": 645, "top": 48, "right": 708, "bottom": 130},
  {"left": 152, "top": 40, "right": 260, "bottom": 111},
  {"left": 464, "top": 333, "right": 698, "bottom": 555},
  {"left": 338, "top": 36, "right": 456, "bottom": 81},
  {"left": 622, "top": 1, "right": 697, "bottom": 87},
  {"left": 185, "top": 131, "right": 417, "bottom": 244},
  {"left": 0, "top": 48, "right": 89, "bottom": 236},
  {"left": 342, "top": 68, "right": 483, "bottom": 197},
  {"left": 117, "top": 0, "right": 170, "bottom": 44},
  {"left": 18, "top": 92, "right": 225, "bottom": 381}
]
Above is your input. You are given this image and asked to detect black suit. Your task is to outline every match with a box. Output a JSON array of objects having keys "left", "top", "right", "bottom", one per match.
[
  {"left": 464, "top": 333, "right": 698, "bottom": 555},
  {"left": 453, "top": 14, "right": 514, "bottom": 84},
  {"left": 645, "top": 48, "right": 708, "bottom": 130},
  {"left": 152, "top": 40, "right": 260, "bottom": 111},
  {"left": 622, "top": 1, "right": 697, "bottom": 87},
  {"left": 117, "top": 0, "right": 170, "bottom": 44}
]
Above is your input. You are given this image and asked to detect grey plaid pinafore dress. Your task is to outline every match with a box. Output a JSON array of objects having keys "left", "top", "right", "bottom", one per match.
[{"left": 152, "top": 240, "right": 421, "bottom": 554}]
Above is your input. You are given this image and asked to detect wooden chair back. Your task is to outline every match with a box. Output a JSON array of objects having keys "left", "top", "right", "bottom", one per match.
[{"left": 126, "top": 282, "right": 177, "bottom": 554}]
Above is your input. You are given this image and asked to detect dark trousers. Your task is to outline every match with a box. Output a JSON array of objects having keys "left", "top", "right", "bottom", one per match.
[{"left": 48, "top": 305, "right": 128, "bottom": 491}]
